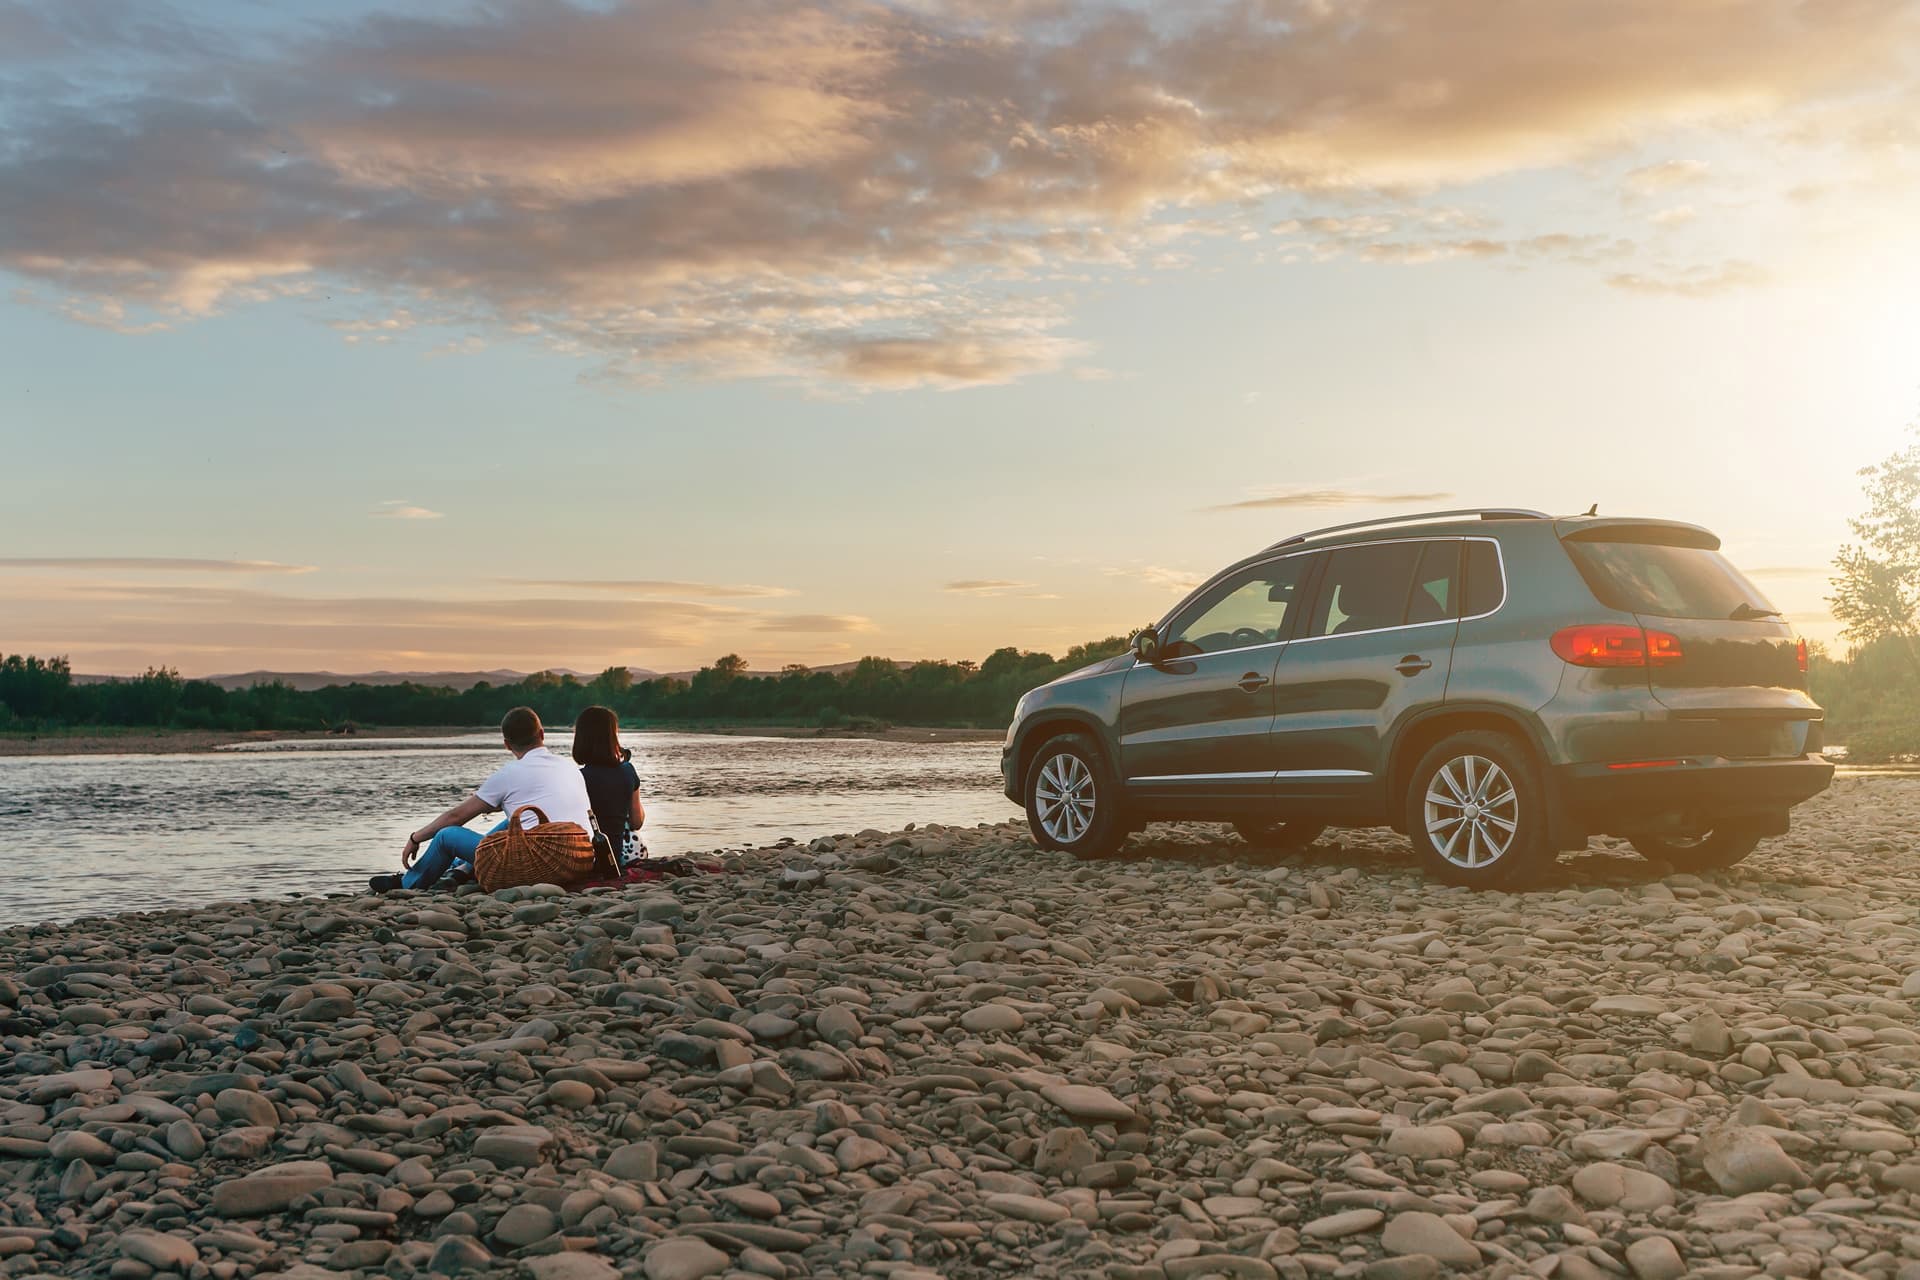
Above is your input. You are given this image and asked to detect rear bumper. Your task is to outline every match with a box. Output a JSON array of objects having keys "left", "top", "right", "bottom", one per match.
[
  {"left": 1001, "top": 746, "right": 1021, "bottom": 804},
  {"left": 1556, "top": 752, "right": 1834, "bottom": 833}
]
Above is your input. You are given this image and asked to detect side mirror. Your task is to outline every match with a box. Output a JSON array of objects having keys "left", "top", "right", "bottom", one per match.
[{"left": 1131, "top": 626, "right": 1161, "bottom": 663}]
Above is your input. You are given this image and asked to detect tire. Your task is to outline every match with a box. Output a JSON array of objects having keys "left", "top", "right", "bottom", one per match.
[
  {"left": 1628, "top": 827, "right": 1764, "bottom": 871},
  {"left": 1405, "top": 730, "right": 1550, "bottom": 888},
  {"left": 1234, "top": 820, "right": 1327, "bottom": 851},
  {"left": 1024, "top": 732, "right": 1126, "bottom": 860}
]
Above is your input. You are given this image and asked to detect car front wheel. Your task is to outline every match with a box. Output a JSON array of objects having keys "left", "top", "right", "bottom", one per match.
[
  {"left": 1406, "top": 730, "right": 1549, "bottom": 888},
  {"left": 1628, "top": 827, "right": 1764, "bottom": 871},
  {"left": 1024, "top": 732, "right": 1125, "bottom": 860}
]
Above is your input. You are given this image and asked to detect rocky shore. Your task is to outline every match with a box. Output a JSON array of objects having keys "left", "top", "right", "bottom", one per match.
[{"left": 4, "top": 775, "right": 1920, "bottom": 1280}]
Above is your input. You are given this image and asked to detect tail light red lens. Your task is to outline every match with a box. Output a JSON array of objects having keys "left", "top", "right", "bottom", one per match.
[
  {"left": 1550, "top": 624, "right": 1684, "bottom": 668},
  {"left": 1795, "top": 638, "right": 1808, "bottom": 674}
]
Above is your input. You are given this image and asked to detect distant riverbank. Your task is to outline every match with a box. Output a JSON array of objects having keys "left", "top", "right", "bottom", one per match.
[{"left": 0, "top": 721, "right": 1002, "bottom": 756}]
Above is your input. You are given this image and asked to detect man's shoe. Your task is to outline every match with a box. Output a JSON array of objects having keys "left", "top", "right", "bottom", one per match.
[{"left": 368, "top": 874, "right": 403, "bottom": 893}]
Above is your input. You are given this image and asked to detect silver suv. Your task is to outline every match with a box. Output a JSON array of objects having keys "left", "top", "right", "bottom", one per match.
[{"left": 1001, "top": 509, "right": 1832, "bottom": 886}]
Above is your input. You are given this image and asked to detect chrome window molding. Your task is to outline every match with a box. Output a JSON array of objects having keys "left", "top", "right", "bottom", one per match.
[{"left": 1155, "top": 536, "right": 1510, "bottom": 654}]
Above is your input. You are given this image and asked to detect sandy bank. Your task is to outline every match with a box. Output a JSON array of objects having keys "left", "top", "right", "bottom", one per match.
[{"left": 2, "top": 776, "right": 1919, "bottom": 1280}]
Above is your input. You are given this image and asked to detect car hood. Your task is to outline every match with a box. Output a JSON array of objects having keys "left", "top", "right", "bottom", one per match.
[{"left": 1050, "top": 654, "right": 1132, "bottom": 684}]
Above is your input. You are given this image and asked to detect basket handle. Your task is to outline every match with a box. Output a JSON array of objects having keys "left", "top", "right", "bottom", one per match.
[{"left": 507, "top": 805, "right": 551, "bottom": 846}]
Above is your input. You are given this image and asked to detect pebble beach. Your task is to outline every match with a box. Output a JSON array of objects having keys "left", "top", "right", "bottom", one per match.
[{"left": 4, "top": 775, "right": 1920, "bottom": 1280}]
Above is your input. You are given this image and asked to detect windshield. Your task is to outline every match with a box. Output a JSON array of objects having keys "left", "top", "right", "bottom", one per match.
[{"left": 1565, "top": 540, "right": 1776, "bottom": 620}]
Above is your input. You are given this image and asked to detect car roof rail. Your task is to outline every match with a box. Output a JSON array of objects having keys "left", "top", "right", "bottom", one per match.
[{"left": 1266, "top": 508, "right": 1551, "bottom": 550}]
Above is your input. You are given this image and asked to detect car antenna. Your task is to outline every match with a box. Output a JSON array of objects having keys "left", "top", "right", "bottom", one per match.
[{"left": 1583, "top": 503, "right": 1598, "bottom": 517}]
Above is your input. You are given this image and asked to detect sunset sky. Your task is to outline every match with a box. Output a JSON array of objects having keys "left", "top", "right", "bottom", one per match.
[{"left": 2, "top": 0, "right": 1917, "bottom": 676}]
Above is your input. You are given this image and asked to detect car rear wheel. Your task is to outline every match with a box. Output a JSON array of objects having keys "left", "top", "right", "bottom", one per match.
[
  {"left": 1025, "top": 732, "right": 1125, "bottom": 860},
  {"left": 1406, "top": 730, "right": 1549, "bottom": 888},
  {"left": 1628, "top": 827, "right": 1764, "bottom": 871},
  {"left": 1233, "top": 820, "right": 1327, "bottom": 851}
]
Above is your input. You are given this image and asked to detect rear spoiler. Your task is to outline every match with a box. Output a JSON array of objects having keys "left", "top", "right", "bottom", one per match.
[{"left": 1557, "top": 517, "right": 1719, "bottom": 550}]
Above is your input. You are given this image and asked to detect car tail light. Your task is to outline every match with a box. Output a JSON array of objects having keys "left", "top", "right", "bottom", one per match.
[
  {"left": 1795, "top": 638, "right": 1808, "bottom": 674},
  {"left": 1550, "top": 624, "right": 1684, "bottom": 668}
]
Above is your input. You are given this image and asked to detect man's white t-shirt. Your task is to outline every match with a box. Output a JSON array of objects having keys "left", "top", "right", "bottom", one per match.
[{"left": 475, "top": 747, "right": 594, "bottom": 830}]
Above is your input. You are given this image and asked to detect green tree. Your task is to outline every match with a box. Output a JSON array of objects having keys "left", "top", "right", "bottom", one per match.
[{"left": 1831, "top": 420, "right": 1920, "bottom": 667}]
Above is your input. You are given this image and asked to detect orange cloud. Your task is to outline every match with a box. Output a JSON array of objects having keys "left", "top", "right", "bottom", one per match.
[{"left": 1, "top": 0, "right": 1912, "bottom": 386}]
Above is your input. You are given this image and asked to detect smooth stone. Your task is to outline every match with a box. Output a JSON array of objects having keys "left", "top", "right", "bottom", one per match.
[
  {"left": 209, "top": 1160, "right": 334, "bottom": 1216},
  {"left": 1163, "top": 1258, "right": 1278, "bottom": 1280},
  {"left": 427, "top": 1235, "right": 493, "bottom": 1275},
  {"left": 1040, "top": 1083, "right": 1137, "bottom": 1124},
  {"left": 118, "top": 1231, "right": 199, "bottom": 1270},
  {"left": 604, "top": 1142, "right": 659, "bottom": 1181},
  {"left": 985, "top": 1192, "right": 1071, "bottom": 1224},
  {"left": 48, "top": 1131, "right": 118, "bottom": 1164},
  {"left": 714, "top": 1186, "right": 782, "bottom": 1219},
  {"left": 472, "top": 1125, "right": 555, "bottom": 1168},
  {"left": 1381, "top": 1212, "right": 1479, "bottom": 1268},
  {"left": 1570, "top": 1162, "right": 1675, "bottom": 1212},
  {"left": 1385, "top": 1126, "right": 1464, "bottom": 1160},
  {"left": 1303, "top": 1209, "right": 1384, "bottom": 1239},
  {"left": 642, "top": 1237, "right": 730, "bottom": 1280},
  {"left": 492, "top": 1203, "right": 558, "bottom": 1247},
  {"left": 1699, "top": 1126, "right": 1809, "bottom": 1195},
  {"left": 1626, "top": 1235, "right": 1687, "bottom": 1280},
  {"left": 960, "top": 1004, "right": 1025, "bottom": 1034},
  {"left": 525, "top": 1256, "right": 621, "bottom": 1280}
]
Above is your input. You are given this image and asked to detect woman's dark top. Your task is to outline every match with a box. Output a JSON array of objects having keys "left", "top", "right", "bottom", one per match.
[{"left": 580, "top": 761, "right": 641, "bottom": 840}]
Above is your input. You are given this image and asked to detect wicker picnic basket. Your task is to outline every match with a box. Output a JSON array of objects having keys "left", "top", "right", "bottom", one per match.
[{"left": 474, "top": 805, "right": 598, "bottom": 891}]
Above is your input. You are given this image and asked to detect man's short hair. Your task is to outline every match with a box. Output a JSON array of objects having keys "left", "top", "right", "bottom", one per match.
[{"left": 501, "top": 706, "right": 543, "bottom": 751}]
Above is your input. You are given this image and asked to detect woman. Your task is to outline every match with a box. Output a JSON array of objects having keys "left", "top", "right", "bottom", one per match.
[{"left": 572, "top": 705, "right": 648, "bottom": 868}]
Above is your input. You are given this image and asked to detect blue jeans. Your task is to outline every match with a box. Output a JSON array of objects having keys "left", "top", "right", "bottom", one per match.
[{"left": 404, "top": 820, "right": 507, "bottom": 890}]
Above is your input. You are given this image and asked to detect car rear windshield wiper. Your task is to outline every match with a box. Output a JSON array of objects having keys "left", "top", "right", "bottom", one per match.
[{"left": 1729, "top": 603, "right": 1783, "bottom": 620}]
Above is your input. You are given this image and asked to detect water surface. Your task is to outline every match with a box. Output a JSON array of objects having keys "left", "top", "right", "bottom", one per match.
[{"left": 1, "top": 733, "right": 1010, "bottom": 926}]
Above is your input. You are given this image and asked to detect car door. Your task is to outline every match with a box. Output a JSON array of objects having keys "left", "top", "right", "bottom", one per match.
[
  {"left": 1119, "top": 553, "right": 1313, "bottom": 807},
  {"left": 1267, "top": 539, "right": 1461, "bottom": 811}
]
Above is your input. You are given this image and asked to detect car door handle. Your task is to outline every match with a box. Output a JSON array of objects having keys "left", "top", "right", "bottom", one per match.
[
  {"left": 1395, "top": 655, "right": 1432, "bottom": 676},
  {"left": 1237, "top": 673, "right": 1269, "bottom": 691}
]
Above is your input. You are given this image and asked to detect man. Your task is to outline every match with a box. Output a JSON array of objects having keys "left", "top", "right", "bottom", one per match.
[{"left": 370, "top": 706, "right": 594, "bottom": 892}]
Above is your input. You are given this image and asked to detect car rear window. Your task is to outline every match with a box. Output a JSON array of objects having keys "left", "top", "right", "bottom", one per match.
[{"left": 1564, "top": 540, "right": 1776, "bottom": 620}]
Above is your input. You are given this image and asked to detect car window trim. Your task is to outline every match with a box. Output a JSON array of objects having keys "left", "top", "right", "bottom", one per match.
[
  {"left": 1293, "top": 536, "right": 1508, "bottom": 644},
  {"left": 1158, "top": 551, "right": 1316, "bottom": 659},
  {"left": 1154, "top": 535, "right": 1508, "bottom": 650}
]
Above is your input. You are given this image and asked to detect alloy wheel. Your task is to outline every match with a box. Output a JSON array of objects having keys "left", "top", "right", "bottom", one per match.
[
  {"left": 1423, "top": 754, "right": 1519, "bottom": 869},
  {"left": 1035, "top": 753, "right": 1097, "bottom": 844}
]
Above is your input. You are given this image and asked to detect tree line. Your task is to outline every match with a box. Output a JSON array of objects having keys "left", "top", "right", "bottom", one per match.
[
  {"left": 0, "top": 640, "right": 1132, "bottom": 736},
  {"left": 12, "top": 413, "right": 1920, "bottom": 756}
]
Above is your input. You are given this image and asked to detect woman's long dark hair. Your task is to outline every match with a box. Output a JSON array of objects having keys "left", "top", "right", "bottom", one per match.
[{"left": 571, "top": 705, "right": 624, "bottom": 767}]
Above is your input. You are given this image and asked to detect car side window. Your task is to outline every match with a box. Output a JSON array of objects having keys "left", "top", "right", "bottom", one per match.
[
  {"left": 1406, "top": 540, "right": 1461, "bottom": 625},
  {"left": 1461, "top": 540, "right": 1504, "bottom": 616},
  {"left": 1306, "top": 541, "right": 1439, "bottom": 638},
  {"left": 1163, "top": 557, "right": 1310, "bottom": 657}
]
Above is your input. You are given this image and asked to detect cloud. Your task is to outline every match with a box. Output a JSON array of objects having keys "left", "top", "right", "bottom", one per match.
[
  {"left": 1607, "top": 261, "right": 1770, "bottom": 297},
  {"left": 0, "top": 556, "right": 313, "bottom": 574},
  {"left": 1208, "top": 489, "right": 1453, "bottom": 512},
  {"left": 751, "top": 613, "right": 873, "bottom": 633},
  {"left": 374, "top": 500, "right": 443, "bottom": 520},
  {"left": 1109, "top": 565, "right": 1202, "bottom": 594},
  {"left": 500, "top": 579, "right": 795, "bottom": 599},
  {"left": 0, "top": 577, "right": 776, "bottom": 669},
  {"left": 1623, "top": 160, "right": 1711, "bottom": 198},
  {"left": 944, "top": 579, "right": 1035, "bottom": 595},
  {"left": 1, "top": 0, "right": 1913, "bottom": 386}
]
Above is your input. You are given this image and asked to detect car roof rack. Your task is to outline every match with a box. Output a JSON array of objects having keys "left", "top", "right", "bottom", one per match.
[{"left": 1266, "top": 508, "right": 1550, "bottom": 550}]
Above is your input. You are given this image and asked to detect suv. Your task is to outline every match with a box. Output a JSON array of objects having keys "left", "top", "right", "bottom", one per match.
[{"left": 1001, "top": 508, "right": 1833, "bottom": 887}]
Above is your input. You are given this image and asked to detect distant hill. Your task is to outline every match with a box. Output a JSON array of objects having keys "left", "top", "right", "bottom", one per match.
[{"left": 73, "top": 661, "right": 892, "bottom": 692}]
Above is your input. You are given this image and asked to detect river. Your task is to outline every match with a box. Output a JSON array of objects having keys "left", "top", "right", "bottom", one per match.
[{"left": 0, "top": 733, "right": 1011, "bottom": 926}]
